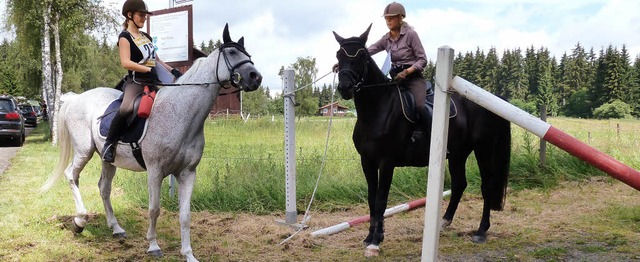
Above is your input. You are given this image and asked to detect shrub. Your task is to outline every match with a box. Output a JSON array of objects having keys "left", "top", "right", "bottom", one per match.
[{"left": 592, "top": 100, "right": 632, "bottom": 119}]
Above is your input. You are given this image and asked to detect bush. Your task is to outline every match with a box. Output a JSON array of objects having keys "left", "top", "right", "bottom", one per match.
[
  {"left": 511, "top": 98, "right": 537, "bottom": 115},
  {"left": 592, "top": 100, "right": 632, "bottom": 119}
]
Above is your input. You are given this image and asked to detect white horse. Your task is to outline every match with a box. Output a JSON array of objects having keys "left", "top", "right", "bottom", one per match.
[{"left": 40, "top": 24, "right": 262, "bottom": 262}]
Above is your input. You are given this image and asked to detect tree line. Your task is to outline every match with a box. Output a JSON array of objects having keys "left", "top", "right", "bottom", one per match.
[
  {"left": 423, "top": 43, "right": 640, "bottom": 119},
  {"left": 2, "top": 1, "right": 638, "bottom": 120}
]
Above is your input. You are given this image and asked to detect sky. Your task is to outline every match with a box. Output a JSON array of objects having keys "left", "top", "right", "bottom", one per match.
[{"left": 3, "top": 0, "right": 640, "bottom": 94}]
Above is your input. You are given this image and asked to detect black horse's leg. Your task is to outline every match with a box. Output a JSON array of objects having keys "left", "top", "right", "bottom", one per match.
[
  {"left": 472, "top": 195, "right": 492, "bottom": 243},
  {"left": 361, "top": 157, "right": 379, "bottom": 246},
  {"left": 368, "top": 163, "right": 395, "bottom": 247},
  {"left": 441, "top": 157, "right": 468, "bottom": 229}
]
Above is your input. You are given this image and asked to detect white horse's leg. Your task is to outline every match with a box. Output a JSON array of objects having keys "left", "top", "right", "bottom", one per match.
[
  {"left": 146, "top": 172, "right": 164, "bottom": 257},
  {"left": 98, "top": 162, "right": 126, "bottom": 238},
  {"left": 65, "top": 155, "right": 91, "bottom": 233},
  {"left": 177, "top": 171, "right": 198, "bottom": 262}
]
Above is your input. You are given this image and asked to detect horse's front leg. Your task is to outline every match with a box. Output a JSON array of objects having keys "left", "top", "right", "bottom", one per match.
[
  {"left": 99, "top": 162, "right": 126, "bottom": 238},
  {"left": 177, "top": 170, "right": 198, "bottom": 262},
  {"left": 361, "top": 157, "right": 378, "bottom": 247},
  {"left": 365, "top": 162, "right": 395, "bottom": 257},
  {"left": 146, "top": 171, "right": 164, "bottom": 257}
]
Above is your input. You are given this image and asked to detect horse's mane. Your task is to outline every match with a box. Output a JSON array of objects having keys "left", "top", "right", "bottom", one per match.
[{"left": 175, "top": 56, "right": 209, "bottom": 84}]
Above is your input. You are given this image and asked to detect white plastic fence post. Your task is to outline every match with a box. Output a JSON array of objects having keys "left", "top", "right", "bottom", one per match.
[
  {"left": 421, "top": 46, "right": 454, "bottom": 262},
  {"left": 283, "top": 68, "right": 297, "bottom": 224}
]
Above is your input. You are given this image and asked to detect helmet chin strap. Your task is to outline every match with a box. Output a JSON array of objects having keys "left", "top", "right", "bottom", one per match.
[{"left": 129, "top": 15, "right": 144, "bottom": 29}]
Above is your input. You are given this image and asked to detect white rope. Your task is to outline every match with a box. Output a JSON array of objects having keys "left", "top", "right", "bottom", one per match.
[
  {"left": 283, "top": 70, "right": 334, "bottom": 97},
  {"left": 278, "top": 72, "right": 338, "bottom": 246}
]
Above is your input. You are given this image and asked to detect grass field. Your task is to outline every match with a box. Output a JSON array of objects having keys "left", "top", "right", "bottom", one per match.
[{"left": 0, "top": 116, "right": 639, "bottom": 261}]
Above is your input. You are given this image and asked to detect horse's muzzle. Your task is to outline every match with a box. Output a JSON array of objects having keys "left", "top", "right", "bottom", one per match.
[
  {"left": 337, "top": 83, "right": 354, "bottom": 100},
  {"left": 236, "top": 66, "right": 262, "bottom": 92}
]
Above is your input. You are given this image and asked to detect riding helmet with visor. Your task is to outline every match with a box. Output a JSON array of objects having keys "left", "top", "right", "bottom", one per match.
[
  {"left": 122, "top": 0, "right": 152, "bottom": 18},
  {"left": 383, "top": 2, "right": 406, "bottom": 18}
]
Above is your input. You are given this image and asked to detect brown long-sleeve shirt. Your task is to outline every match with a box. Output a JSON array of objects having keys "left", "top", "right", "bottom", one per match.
[{"left": 367, "top": 23, "right": 427, "bottom": 72}]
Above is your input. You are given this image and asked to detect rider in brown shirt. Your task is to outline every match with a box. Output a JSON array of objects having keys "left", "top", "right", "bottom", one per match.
[{"left": 368, "top": 2, "right": 429, "bottom": 142}]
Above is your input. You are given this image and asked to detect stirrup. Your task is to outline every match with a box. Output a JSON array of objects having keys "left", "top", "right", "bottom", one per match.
[{"left": 102, "top": 143, "right": 117, "bottom": 163}]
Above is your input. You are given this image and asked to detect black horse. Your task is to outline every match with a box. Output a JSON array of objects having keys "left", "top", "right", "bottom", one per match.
[{"left": 333, "top": 25, "right": 511, "bottom": 255}]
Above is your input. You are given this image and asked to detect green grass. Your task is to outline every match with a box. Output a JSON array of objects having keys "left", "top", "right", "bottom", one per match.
[
  {"left": 2, "top": 116, "right": 640, "bottom": 261},
  {"left": 11, "top": 116, "right": 640, "bottom": 215}
]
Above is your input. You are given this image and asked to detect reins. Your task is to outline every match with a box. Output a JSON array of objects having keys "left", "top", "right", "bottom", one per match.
[{"left": 133, "top": 42, "right": 253, "bottom": 91}]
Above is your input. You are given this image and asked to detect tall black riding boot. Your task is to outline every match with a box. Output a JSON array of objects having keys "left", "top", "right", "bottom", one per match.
[
  {"left": 411, "top": 109, "right": 431, "bottom": 143},
  {"left": 102, "top": 113, "right": 126, "bottom": 163}
]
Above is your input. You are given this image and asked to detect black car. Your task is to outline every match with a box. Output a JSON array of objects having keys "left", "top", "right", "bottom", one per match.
[
  {"left": 19, "top": 104, "right": 38, "bottom": 127},
  {"left": 0, "top": 96, "right": 25, "bottom": 146}
]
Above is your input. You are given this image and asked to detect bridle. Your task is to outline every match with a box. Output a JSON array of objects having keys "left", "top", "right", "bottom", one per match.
[
  {"left": 338, "top": 41, "right": 394, "bottom": 92},
  {"left": 215, "top": 42, "right": 254, "bottom": 89},
  {"left": 135, "top": 42, "right": 255, "bottom": 91}
]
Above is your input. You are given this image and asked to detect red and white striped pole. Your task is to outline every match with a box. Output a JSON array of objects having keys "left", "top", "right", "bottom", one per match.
[
  {"left": 451, "top": 76, "right": 640, "bottom": 191},
  {"left": 311, "top": 190, "right": 451, "bottom": 237}
]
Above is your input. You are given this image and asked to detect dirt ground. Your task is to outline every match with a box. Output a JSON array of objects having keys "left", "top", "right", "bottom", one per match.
[{"left": 53, "top": 176, "right": 640, "bottom": 262}]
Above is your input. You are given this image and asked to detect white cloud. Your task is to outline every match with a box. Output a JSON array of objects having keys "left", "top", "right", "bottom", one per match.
[{"left": 100, "top": 0, "right": 640, "bottom": 92}]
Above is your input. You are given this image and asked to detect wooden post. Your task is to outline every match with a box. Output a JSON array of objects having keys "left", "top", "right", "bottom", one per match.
[
  {"left": 421, "top": 46, "right": 454, "bottom": 262},
  {"left": 539, "top": 105, "right": 547, "bottom": 167}
]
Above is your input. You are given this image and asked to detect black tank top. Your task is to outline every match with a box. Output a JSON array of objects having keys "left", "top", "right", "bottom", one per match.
[{"left": 118, "top": 30, "right": 156, "bottom": 81}]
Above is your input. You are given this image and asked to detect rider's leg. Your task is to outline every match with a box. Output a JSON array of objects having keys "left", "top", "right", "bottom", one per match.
[
  {"left": 409, "top": 77, "right": 429, "bottom": 142},
  {"left": 102, "top": 81, "right": 144, "bottom": 163}
]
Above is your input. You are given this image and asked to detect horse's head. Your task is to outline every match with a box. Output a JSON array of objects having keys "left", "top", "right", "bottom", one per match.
[
  {"left": 215, "top": 24, "right": 262, "bottom": 91},
  {"left": 332, "top": 24, "right": 372, "bottom": 100}
]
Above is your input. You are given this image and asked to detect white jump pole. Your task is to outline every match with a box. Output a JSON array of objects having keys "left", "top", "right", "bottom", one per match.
[
  {"left": 421, "top": 46, "right": 455, "bottom": 262},
  {"left": 451, "top": 76, "right": 640, "bottom": 191},
  {"left": 311, "top": 190, "right": 451, "bottom": 237},
  {"left": 283, "top": 68, "right": 298, "bottom": 225}
]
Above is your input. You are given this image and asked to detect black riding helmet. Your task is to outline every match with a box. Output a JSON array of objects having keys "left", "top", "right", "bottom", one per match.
[{"left": 122, "top": 0, "right": 152, "bottom": 18}]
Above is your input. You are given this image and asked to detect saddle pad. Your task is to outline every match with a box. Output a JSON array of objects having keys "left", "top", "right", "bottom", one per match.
[{"left": 99, "top": 99, "right": 148, "bottom": 143}]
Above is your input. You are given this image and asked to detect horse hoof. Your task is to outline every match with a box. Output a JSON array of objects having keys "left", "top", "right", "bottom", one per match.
[
  {"left": 440, "top": 219, "right": 452, "bottom": 230},
  {"left": 72, "top": 217, "right": 85, "bottom": 234},
  {"left": 472, "top": 235, "right": 486, "bottom": 243},
  {"left": 364, "top": 244, "right": 380, "bottom": 257},
  {"left": 147, "top": 249, "right": 164, "bottom": 257},
  {"left": 112, "top": 232, "right": 126, "bottom": 238}
]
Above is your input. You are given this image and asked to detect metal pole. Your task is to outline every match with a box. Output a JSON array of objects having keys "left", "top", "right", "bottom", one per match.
[
  {"left": 283, "top": 68, "right": 297, "bottom": 225},
  {"left": 421, "top": 46, "right": 454, "bottom": 262}
]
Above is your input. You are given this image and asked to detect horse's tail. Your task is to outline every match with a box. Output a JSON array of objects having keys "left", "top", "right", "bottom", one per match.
[
  {"left": 40, "top": 92, "right": 78, "bottom": 193},
  {"left": 488, "top": 114, "right": 511, "bottom": 211}
]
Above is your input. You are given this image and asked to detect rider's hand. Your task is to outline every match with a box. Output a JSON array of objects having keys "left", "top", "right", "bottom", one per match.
[
  {"left": 171, "top": 68, "right": 183, "bottom": 79},
  {"left": 395, "top": 69, "right": 409, "bottom": 80},
  {"left": 332, "top": 63, "right": 339, "bottom": 73}
]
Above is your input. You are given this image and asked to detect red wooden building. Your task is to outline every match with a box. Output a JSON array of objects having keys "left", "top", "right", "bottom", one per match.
[{"left": 318, "top": 102, "right": 350, "bottom": 117}]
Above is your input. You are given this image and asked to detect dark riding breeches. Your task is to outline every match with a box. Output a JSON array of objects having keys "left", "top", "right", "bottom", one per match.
[
  {"left": 406, "top": 76, "right": 429, "bottom": 127},
  {"left": 104, "top": 79, "right": 146, "bottom": 144},
  {"left": 118, "top": 80, "right": 146, "bottom": 118}
]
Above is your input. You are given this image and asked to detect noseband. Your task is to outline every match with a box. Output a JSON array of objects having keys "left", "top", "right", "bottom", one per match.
[
  {"left": 216, "top": 42, "right": 255, "bottom": 89},
  {"left": 338, "top": 41, "right": 370, "bottom": 90}
]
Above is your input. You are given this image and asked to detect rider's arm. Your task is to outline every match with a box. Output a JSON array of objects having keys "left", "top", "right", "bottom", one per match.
[{"left": 118, "top": 37, "right": 152, "bottom": 73}]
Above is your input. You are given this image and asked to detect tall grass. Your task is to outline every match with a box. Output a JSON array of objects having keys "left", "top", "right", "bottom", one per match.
[{"left": 109, "top": 116, "right": 640, "bottom": 214}]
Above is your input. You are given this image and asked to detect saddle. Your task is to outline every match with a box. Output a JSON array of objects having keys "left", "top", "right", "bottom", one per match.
[
  {"left": 399, "top": 81, "right": 457, "bottom": 124},
  {"left": 98, "top": 91, "right": 154, "bottom": 169}
]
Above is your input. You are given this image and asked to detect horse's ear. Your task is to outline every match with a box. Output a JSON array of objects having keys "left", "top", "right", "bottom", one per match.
[
  {"left": 222, "top": 23, "right": 232, "bottom": 44},
  {"left": 238, "top": 37, "right": 244, "bottom": 46},
  {"left": 359, "top": 23, "right": 372, "bottom": 43},
  {"left": 333, "top": 31, "right": 345, "bottom": 44}
]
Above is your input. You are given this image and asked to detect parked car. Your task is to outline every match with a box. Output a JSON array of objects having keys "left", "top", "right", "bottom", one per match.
[
  {"left": 19, "top": 104, "right": 38, "bottom": 127},
  {"left": 0, "top": 95, "right": 25, "bottom": 146}
]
